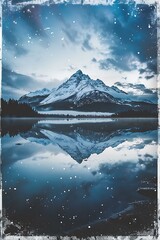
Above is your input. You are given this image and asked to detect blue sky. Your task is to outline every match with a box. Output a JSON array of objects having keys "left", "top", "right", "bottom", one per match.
[{"left": 2, "top": 3, "right": 157, "bottom": 99}]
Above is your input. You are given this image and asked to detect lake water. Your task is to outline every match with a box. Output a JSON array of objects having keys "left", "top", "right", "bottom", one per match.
[{"left": 2, "top": 118, "right": 158, "bottom": 236}]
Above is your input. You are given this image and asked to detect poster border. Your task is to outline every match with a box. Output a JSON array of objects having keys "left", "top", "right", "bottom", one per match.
[{"left": 0, "top": 0, "right": 159, "bottom": 239}]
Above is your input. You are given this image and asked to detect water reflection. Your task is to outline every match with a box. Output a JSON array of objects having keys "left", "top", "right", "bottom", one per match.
[{"left": 2, "top": 118, "right": 157, "bottom": 236}]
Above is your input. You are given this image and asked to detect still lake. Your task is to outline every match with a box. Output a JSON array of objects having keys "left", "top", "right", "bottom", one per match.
[{"left": 2, "top": 118, "right": 158, "bottom": 236}]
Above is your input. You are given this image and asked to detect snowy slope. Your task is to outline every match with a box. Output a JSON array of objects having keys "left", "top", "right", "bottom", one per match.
[
  {"left": 26, "top": 88, "right": 51, "bottom": 97},
  {"left": 19, "top": 88, "right": 52, "bottom": 107},
  {"left": 40, "top": 70, "right": 127, "bottom": 105}
]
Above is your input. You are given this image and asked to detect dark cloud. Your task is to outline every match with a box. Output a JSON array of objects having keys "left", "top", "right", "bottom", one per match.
[
  {"left": 139, "top": 68, "right": 146, "bottom": 74},
  {"left": 2, "top": 67, "right": 38, "bottom": 99},
  {"left": 147, "top": 59, "right": 157, "bottom": 73},
  {"left": 91, "top": 4, "right": 157, "bottom": 74},
  {"left": 3, "top": 28, "right": 28, "bottom": 56},
  {"left": 115, "top": 82, "right": 155, "bottom": 95},
  {"left": 145, "top": 75, "right": 154, "bottom": 80},
  {"left": 92, "top": 58, "right": 97, "bottom": 63},
  {"left": 3, "top": 4, "right": 48, "bottom": 57},
  {"left": 2, "top": 67, "right": 38, "bottom": 89},
  {"left": 2, "top": 66, "right": 58, "bottom": 100},
  {"left": 4, "top": 4, "right": 157, "bottom": 67},
  {"left": 3, "top": 4, "right": 157, "bottom": 72},
  {"left": 99, "top": 57, "right": 137, "bottom": 72},
  {"left": 114, "top": 82, "right": 121, "bottom": 87}
]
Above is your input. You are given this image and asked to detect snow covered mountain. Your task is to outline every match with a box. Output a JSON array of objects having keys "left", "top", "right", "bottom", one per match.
[
  {"left": 19, "top": 70, "right": 157, "bottom": 113},
  {"left": 40, "top": 70, "right": 127, "bottom": 106},
  {"left": 26, "top": 88, "right": 51, "bottom": 97},
  {"left": 19, "top": 88, "right": 52, "bottom": 107}
]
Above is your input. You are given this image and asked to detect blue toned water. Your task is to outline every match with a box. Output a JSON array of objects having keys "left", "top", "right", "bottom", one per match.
[{"left": 2, "top": 118, "right": 158, "bottom": 235}]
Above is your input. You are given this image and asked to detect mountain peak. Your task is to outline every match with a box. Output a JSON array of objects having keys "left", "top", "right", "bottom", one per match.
[
  {"left": 67, "top": 69, "right": 90, "bottom": 84},
  {"left": 40, "top": 70, "right": 130, "bottom": 106},
  {"left": 74, "top": 69, "right": 83, "bottom": 75},
  {"left": 69, "top": 69, "right": 84, "bottom": 79}
]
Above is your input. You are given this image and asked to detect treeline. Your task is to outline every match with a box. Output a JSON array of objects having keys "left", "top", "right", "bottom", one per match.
[
  {"left": 1, "top": 98, "right": 39, "bottom": 117},
  {"left": 112, "top": 110, "right": 158, "bottom": 118},
  {"left": 1, "top": 98, "right": 158, "bottom": 118}
]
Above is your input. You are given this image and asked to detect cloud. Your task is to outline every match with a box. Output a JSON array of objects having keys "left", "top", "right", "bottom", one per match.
[
  {"left": 145, "top": 75, "right": 154, "bottom": 80},
  {"left": 139, "top": 68, "right": 146, "bottom": 74},
  {"left": 2, "top": 3, "right": 157, "bottom": 99},
  {"left": 61, "top": 19, "right": 93, "bottom": 52},
  {"left": 3, "top": 29, "right": 29, "bottom": 57},
  {"left": 91, "top": 4, "right": 157, "bottom": 74},
  {"left": 147, "top": 59, "right": 157, "bottom": 73},
  {"left": 2, "top": 66, "right": 59, "bottom": 100},
  {"left": 2, "top": 67, "right": 37, "bottom": 99},
  {"left": 3, "top": 4, "right": 48, "bottom": 58},
  {"left": 138, "top": 60, "right": 157, "bottom": 76},
  {"left": 67, "top": 65, "right": 77, "bottom": 71},
  {"left": 4, "top": 4, "right": 157, "bottom": 73},
  {"left": 99, "top": 57, "right": 137, "bottom": 72},
  {"left": 31, "top": 73, "right": 48, "bottom": 78},
  {"left": 92, "top": 58, "right": 97, "bottom": 63},
  {"left": 63, "top": 27, "right": 80, "bottom": 44},
  {"left": 115, "top": 82, "right": 156, "bottom": 95},
  {"left": 82, "top": 34, "right": 93, "bottom": 51}
]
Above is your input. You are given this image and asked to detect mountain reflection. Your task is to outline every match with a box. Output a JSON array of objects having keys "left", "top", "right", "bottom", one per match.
[{"left": 2, "top": 118, "right": 157, "bottom": 162}]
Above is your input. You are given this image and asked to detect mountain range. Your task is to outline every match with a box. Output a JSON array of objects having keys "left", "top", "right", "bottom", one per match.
[{"left": 19, "top": 70, "right": 157, "bottom": 114}]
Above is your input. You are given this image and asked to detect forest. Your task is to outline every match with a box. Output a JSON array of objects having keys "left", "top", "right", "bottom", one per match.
[{"left": 1, "top": 98, "right": 39, "bottom": 117}]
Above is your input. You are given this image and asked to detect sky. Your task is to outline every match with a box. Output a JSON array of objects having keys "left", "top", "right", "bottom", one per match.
[{"left": 2, "top": 2, "right": 157, "bottom": 99}]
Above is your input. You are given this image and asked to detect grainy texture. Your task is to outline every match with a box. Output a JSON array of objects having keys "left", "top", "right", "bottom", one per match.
[{"left": 1, "top": 0, "right": 159, "bottom": 239}]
